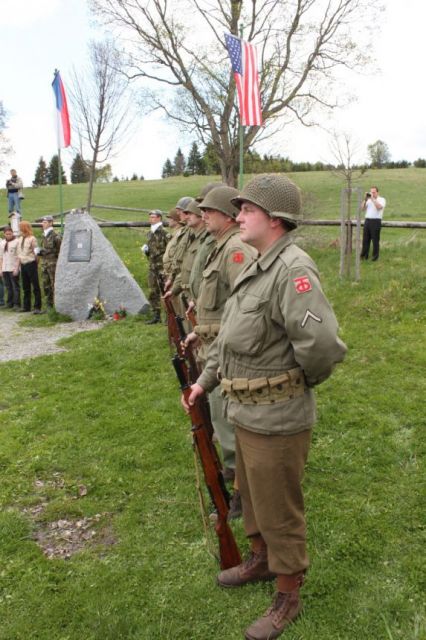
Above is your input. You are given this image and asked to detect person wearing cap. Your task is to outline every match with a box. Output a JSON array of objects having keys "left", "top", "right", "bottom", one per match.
[
  {"left": 37, "top": 216, "right": 61, "bottom": 309},
  {"left": 184, "top": 174, "right": 347, "bottom": 640},
  {"left": 185, "top": 185, "right": 257, "bottom": 516},
  {"left": 142, "top": 210, "right": 171, "bottom": 324},
  {"left": 164, "top": 196, "right": 193, "bottom": 291}
]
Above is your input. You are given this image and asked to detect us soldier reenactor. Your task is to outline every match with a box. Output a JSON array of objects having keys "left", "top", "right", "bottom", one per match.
[
  {"left": 165, "top": 199, "right": 209, "bottom": 308},
  {"left": 142, "top": 210, "right": 170, "bottom": 324},
  {"left": 185, "top": 186, "right": 257, "bottom": 516},
  {"left": 37, "top": 215, "right": 61, "bottom": 309},
  {"left": 184, "top": 174, "right": 347, "bottom": 640},
  {"left": 162, "top": 208, "right": 183, "bottom": 282}
]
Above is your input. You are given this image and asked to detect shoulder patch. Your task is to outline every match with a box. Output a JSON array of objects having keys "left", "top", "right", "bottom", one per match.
[
  {"left": 293, "top": 275, "right": 312, "bottom": 294},
  {"left": 232, "top": 251, "right": 245, "bottom": 263}
]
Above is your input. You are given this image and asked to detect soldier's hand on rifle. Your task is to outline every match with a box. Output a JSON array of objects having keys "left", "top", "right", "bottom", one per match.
[
  {"left": 185, "top": 299, "right": 196, "bottom": 320},
  {"left": 164, "top": 278, "right": 172, "bottom": 291},
  {"left": 184, "top": 331, "right": 200, "bottom": 348},
  {"left": 163, "top": 290, "right": 172, "bottom": 299},
  {"left": 181, "top": 383, "right": 205, "bottom": 413}
]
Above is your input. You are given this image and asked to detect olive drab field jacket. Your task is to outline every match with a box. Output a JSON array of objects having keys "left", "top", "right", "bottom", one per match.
[{"left": 198, "top": 233, "right": 347, "bottom": 436}]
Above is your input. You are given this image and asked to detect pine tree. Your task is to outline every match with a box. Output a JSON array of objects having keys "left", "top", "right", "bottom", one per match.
[
  {"left": 202, "top": 142, "right": 221, "bottom": 175},
  {"left": 130, "top": 173, "right": 138, "bottom": 180},
  {"left": 162, "top": 158, "right": 174, "bottom": 178},
  {"left": 70, "top": 154, "right": 90, "bottom": 184},
  {"left": 187, "top": 142, "right": 206, "bottom": 175},
  {"left": 47, "top": 155, "right": 67, "bottom": 185},
  {"left": 173, "top": 147, "right": 185, "bottom": 175},
  {"left": 33, "top": 156, "right": 48, "bottom": 186}
]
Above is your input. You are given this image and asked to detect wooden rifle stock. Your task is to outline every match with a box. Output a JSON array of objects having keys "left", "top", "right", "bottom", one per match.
[{"left": 173, "top": 355, "right": 241, "bottom": 570}]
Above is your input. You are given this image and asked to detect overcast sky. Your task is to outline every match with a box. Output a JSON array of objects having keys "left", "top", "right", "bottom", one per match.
[{"left": 1, "top": 0, "right": 425, "bottom": 187}]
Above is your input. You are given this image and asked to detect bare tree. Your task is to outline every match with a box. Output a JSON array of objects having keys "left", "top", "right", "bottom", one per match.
[
  {"left": 0, "top": 101, "right": 13, "bottom": 171},
  {"left": 89, "top": 0, "right": 382, "bottom": 185},
  {"left": 70, "top": 40, "right": 133, "bottom": 210},
  {"left": 329, "top": 131, "right": 367, "bottom": 279}
]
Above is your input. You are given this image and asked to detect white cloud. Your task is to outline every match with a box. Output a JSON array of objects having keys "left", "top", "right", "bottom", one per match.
[{"left": 0, "top": 0, "right": 60, "bottom": 27}]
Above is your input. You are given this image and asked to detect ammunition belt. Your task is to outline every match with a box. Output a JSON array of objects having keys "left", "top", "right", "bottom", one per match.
[
  {"left": 220, "top": 367, "right": 306, "bottom": 405},
  {"left": 194, "top": 323, "right": 221, "bottom": 343}
]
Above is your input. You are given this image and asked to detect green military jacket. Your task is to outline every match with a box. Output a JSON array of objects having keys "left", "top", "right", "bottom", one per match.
[
  {"left": 169, "top": 225, "right": 191, "bottom": 282},
  {"left": 147, "top": 225, "right": 170, "bottom": 271},
  {"left": 172, "top": 226, "right": 210, "bottom": 296},
  {"left": 188, "top": 234, "right": 215, "bottom": 301},
  {"left": 198, "top": 233, "right": 347, "bottom": 436},
  {"left": 40, "top": 230, "right": 61, "bottom": 264},
  {"left": 163, "top": 225, "right": 184, "bottom": 279},
  {"left": 194, "top": 225, "right": 257, "bottom": 360}
]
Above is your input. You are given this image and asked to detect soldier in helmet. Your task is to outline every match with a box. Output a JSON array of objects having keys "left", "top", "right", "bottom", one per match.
[
  {"left": 185, "top": 185, "right": 257, "bottom": 516},
  {"left": 184, "top": 174, "right": 347, "bottom": 640}
]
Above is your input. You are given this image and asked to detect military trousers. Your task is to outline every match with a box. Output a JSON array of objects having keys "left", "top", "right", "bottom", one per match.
[
  {"left": 235, "top": 425, "right": 311, "bottom": 575},
  {"left": 41, "top": 262, "right": 57, "bottom": 307},
  {"left": 209, "top": 386, "right": 236, "bottom": 470}
]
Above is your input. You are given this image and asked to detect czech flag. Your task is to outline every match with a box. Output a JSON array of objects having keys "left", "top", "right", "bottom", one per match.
[{"left": 52, "top": 70, "right": 71, "bottom": 148}]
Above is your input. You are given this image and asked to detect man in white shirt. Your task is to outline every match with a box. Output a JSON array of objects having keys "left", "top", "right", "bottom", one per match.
[{"left": 360, "top": 186, "right": 386, "bottom": 261}]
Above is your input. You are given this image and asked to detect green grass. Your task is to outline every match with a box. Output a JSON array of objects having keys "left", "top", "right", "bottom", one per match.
[
  {"left": 0, "top": 175, "right": 425, "bottom": 639},
  {"left": 3, "top": 167, "right": 426, "bottom": 222}
]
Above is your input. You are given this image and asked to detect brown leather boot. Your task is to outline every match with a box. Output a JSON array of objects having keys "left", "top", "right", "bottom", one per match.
[
  {"left": 244, "top": 573, "right": 304, "bottom": 640},
  {"left": 217, "top": 537, "right": 275, "bottom": 588}
]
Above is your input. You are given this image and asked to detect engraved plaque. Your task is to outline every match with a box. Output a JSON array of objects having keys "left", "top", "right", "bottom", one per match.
[{"left": 68, "top": 229, "right": 92, "bottom": 262}]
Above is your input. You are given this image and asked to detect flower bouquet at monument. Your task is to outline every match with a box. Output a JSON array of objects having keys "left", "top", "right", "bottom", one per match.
[
  {"left": 88, "top": 297, "right": 106, "bottom": 321},
  {"left": 112, "top": 305, "right": 127, "bottom": 321}
]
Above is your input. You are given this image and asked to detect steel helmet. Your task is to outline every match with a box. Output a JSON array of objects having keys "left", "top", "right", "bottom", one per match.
[
  {"left": 231, "top": 174, "right": 301, "bottom": 228},
  {"left": 175, "top": 196, "right": 193, "bottom": 210},
  {"left": 199, "top": 185, "right": 240, "bottom": 219},
  {"left": 195, "top": 182, "right": 224, "bottom": 203},
  {"left": 183, "top": 198, "right": 202, "bottom": 216}
]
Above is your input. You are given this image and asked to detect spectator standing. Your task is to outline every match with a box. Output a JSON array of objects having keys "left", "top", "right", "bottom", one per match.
[
  {"left": 6, "top": 169, "right": 24, "bottom": 216},
  {"left": 0, "top": 227, "right": 20, "bottom": 309},
  {"left": 360, "top": 186, "right": 386, "bottom": 261},
  {"left": 36, "top": 216, "right": 62, "bottom": 309},
  {"left": 17, "top": 221, "right": 42, "bottom": 314}
]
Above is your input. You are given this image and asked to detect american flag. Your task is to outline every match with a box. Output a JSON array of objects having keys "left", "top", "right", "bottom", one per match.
[{"left": 225, "top": 33, "right": 262, "bottom": 126}]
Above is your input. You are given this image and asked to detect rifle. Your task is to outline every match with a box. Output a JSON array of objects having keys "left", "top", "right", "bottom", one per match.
[
  {"left": 181, "top": 292, "right": 198, "bottom": 328},
  {"left": 158, "top": 273, "right": 199, "bottom": 383},
  {"left": 173, "top": 354, "right": 242, "bottom": 569}
]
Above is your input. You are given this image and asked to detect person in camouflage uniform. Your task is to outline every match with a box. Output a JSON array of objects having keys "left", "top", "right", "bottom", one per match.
[
  {"left": 185, "top": 174, "right": 347, "bottom": 640},
  {"left": 142, "top": 210, "right": 171, "bottom": 324},
  {"left": 37, "top": 215, "right": 61, "bottom": 308}
]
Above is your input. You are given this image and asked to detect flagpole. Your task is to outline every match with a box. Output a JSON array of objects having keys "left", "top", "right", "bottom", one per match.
[
  {"left": 239, "top": 24, "right": 244, "bottom": 190},
  {"left": 58, "top": 148, "right": 64, "bottom": 234}
]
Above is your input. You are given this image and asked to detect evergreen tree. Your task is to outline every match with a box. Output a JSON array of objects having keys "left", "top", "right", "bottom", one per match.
[
  {"left": 130, "top": 173, "right": 138, "bottom": 180},
  {"left": 173, "top": 147, "right": 185, "bottom": 175},
  {"left": 202, "top": 142, "right": 221, "bottom": 175},
  {"left": 70, "top": 154, "right": 90, "bottom": 184},
  {"left": 47, "top": 154, "right": 67, "bottom": 185},
  {"left": 186, "top": 142, "right": 206, "bottom": 175},
  {"left": 33, "top": 156, "right": 48, "bottom": 186},
  {"left": 162, "top": 158, "right": 174, "bottom": 178}
]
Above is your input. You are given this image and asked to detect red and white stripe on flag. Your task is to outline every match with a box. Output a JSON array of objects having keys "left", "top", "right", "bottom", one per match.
[
  {"left": 225, "top": 34, "right": 262, "bottom": 127},
  {"left": 52, "top": 70, "right": 71, "bottom": 148}
]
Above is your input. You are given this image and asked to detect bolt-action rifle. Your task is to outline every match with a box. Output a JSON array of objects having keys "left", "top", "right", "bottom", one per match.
[
  {"left": 181, "top": 292, "right": 198, "bottom": 329},
  {"left": 173, "top": 354, "right": 241, "bottom": 569}
]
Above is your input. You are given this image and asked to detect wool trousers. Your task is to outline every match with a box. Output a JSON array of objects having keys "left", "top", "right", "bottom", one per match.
[{"left": 235, "top": 425, "right": 311, "bottom": 575}]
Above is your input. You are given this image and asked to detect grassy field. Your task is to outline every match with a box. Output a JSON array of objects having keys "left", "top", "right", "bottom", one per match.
[{"left": 0, "top": 173, "right": 425, "bottom": 639}]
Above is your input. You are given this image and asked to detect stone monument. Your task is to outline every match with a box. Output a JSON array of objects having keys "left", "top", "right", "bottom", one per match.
[{"left": 55, "top": 210, "right": 150, "bottom": 320}]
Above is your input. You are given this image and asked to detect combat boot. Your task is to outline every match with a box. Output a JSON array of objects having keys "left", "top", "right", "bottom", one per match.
[
  {"left": 217, "top": 536, "right": 275, "bottom": 588},
  {"left": 145, "top": 311, "right": 161, "bottom": 325},
  {"left": 244, "top": 572, "right": 304, "bottom": 640}
]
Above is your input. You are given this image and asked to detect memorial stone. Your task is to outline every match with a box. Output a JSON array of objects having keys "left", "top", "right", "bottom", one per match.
[{"left": 55, "top": 210, "right": 150, "bottom": 320}]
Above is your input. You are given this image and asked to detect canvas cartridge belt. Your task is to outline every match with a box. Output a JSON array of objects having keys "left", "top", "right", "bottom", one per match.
[
  {"left": 194, "top": 323, "right": 221, "bottom": 343},
  {"left": 220, "top": 367, "right": 306, "bottom": 404}
]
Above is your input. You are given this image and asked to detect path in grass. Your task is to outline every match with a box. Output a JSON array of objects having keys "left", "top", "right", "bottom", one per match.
[{"left": 0, "top": 311, "right": 102, "bottom": 362}]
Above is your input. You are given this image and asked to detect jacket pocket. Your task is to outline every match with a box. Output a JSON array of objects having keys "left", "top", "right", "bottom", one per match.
[
  {"left": 225, "top": 292, "right": 267, "bottom": 355},
  {"left": 201, "top": 267, "right": 220, "bottom": 310}
]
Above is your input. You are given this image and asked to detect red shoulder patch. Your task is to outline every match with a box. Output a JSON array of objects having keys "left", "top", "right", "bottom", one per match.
[
  {"left": 232, "top": 251, "right": 244, "bottom": 263},
  {"left": 293, "top": 275, "right": 312, "bottom": 294}
]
